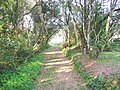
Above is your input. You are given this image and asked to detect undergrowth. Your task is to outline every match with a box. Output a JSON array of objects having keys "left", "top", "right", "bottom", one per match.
[
  {"left": 0, "top": 52, "right": 44, "bottom": 90},
  {"left": 74, "top": 60, "right": 120, "bottom": 90},
  {"left": 64, "top": 47, "right": 120, "bottom": 90},
  {"left": 97, "top": 52, "right": 120, "bottom": 66}
]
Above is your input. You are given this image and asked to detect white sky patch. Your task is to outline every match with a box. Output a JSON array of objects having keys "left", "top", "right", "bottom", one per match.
[
  {"left": 49, "top": 30, "right": 66, "bottom": 45},
  {"left": 23, "top": 14, "right": 33, "bottom": 30}
]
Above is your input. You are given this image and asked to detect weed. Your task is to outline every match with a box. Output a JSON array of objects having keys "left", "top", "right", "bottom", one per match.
[
  {"left": 65, "top": 48, "right": 120, "bottom": 90},
  {"left": 0, "top": 52, "right": 44, "bottom": 90}
]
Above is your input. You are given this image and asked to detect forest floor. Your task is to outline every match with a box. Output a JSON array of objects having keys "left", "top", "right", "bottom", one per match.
[
  {"left": 66, "top": 46, "right": 120, "bottom": 77},
  {"left": 34, "top": 47, "right": 88, "bottom": 90},
  {"left": 34, "top": 47, "right": 120, "bottom": 90},
  {"left": 79, "top": 59, "right": 120, "bottom": 76}
]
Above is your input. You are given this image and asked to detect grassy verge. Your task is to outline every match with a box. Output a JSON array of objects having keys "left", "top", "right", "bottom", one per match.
[
  {"left": 63, "top": 47, "right": 120, "bottom": 90},
  {"left": 0, "top": 52, "right": 44, "bottom": 90},
  {"left": 74, "top": 59, "right": 120, "bottom": 90},
  {"left": 97, "top": 51, "right": 120, "bottom": 66}
]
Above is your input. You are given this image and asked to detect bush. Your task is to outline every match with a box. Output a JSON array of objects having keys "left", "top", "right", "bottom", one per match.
[
  {"left": 110, "top": 42, "right": 120, "bottom": 52},
  {"left": 88, "top": 75, "right": 120, "bottom": 90},
  {"left": 0, "top": 37, "right": 20, "bottom": 71},
  {"left": 65, "top": 48, "right": 120, "bottom": 90},
  {"left": 0, "top": 32, "right": 34, "bottom": 72},
  {"left": 0, "top": 52, "right": 44, "bottom": 90}
]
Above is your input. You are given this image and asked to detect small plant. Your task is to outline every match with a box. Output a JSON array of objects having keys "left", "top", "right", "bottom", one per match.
[
  {"left": 65, "top": 48, "right": 120, "bottom": 90},
  {"left": 0, "top": 52, "right": 44, "bottom": 90},
  {"left": 88, "top": 76, "right": 106, "bottom": 90}
]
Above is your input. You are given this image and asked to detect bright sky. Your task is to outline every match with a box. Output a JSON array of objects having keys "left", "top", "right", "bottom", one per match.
[{"left": 49, "top": 30, "right": 66, "bottom": 45}]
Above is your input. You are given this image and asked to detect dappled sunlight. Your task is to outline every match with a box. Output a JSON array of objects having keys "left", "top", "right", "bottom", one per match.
[
  {"left": 44, "top": 60, "right": 72, "bottom": 66},
  {"left": 35, "top": 47, "right": 83, "bottom": 90},
  {"left": 81, "top": 82, "right": 88, "bottom": 86},
  {"left": 70, "top": 45, "right": 78, "bottom": 49},
  {"left": 54, "top": 73, "right": 73, "bottom": 84},
  {"left": 45, "top": 58, "right": 64, "bottom": 63},
  {"left": 85, "top": 61, "right": 97, "bottom": 68},
  {"left": 54, "top": 76, "right": 71, "bottom": 83},
  {"left": 44, "top": 51, "right": 62, "bottom": 55},
  {"left": 103, "top": 52, "right": 115, "bottom": 55},
  {"left": 44, "top": 66, "right": 54, "bottom": 69},
  {"left": 72, "top": 53, "right": 82, "bottom": 59},
  {"left": 40, "top": 78, "right": 53, "bottom": 83},
  {"left": 115, "top": 54, "right": 120, "bottom": 57},
  {"left": 56, "top": 66, "right": 74, "bottom": 73}
]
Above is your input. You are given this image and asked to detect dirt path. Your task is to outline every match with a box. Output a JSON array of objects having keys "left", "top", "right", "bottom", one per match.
[
  {"left": 81, "top": 59, "right": 120, "bottom": 76},
  {"left": 34, "top": 47, "right": 87, "bottom": 90}
]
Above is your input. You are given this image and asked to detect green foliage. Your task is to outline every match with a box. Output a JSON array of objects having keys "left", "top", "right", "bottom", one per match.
[
  {"left": 97, "top": 52, "right": 120, "bottom": 63},
  {"left": 88, "top": 75, "right": 120, "bottom": 90},
  {"left": 74, "top": 59, "right": 120, "bottom": 90},
  {"left": 88, "top": 76, "right": 106, "bottom": 90},
  {"left": 74, "top": 60, "right": 93, "bottom": 82},
  {"left": 65, "top": 48, "right": 120, "bottom": 90},
  {"left": 62, "top": 45, "right": 81, "bottom": 59},
  {"left": 0, "top": 36, "right": 20, "bottom": 70},
  {"left": 0, "top": 33, "right": 33, "bottom": 71},
  {"left": 109, "top": 42, "right": 120, "bottom": 51},
  {"left": 0, "top": 52, "right": 44, "bottom": 90},
  {"left": 0, "top": 21, "right": 4, "bottom": 31},
  {"left": 62, "top": 47, "right": 70, "bottom": 56}
]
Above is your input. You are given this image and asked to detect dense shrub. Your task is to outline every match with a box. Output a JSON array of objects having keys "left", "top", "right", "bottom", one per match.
[
  {"left": 0, "top": 37, "right": 20, "bottom": 71},
  {"left": 0, "top": 32, "right": 35, "bottom": 72},
  {"left": 74, "top": 59, "right": 120, "bottom": 90},
  {"left": 65, "top": 48, "right": 120, "bottom": 90},
  {"left": 110, "top": 42, "right": 120, "bottom": 52},
  {"left": 0, "top": 52, "right": 44, "bottom": 90}
]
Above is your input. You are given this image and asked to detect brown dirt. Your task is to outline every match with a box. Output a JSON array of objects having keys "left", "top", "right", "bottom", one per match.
[
  {"left": 34, "top": 47, "right": 87, "bottom": 90},
  {"left": 79, "top": 57, "right": 120, "bottom": 76}
]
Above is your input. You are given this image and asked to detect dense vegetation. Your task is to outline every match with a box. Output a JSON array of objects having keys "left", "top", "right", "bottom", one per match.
[
  {"left": 0, "top": 0, "right": 120, "bottom": 89},
  {"left": 63, "top": 47, "right": 120, "bottom": 90},
  {"left": 0, "top": 52, "right": 44, "bottom": 90}
]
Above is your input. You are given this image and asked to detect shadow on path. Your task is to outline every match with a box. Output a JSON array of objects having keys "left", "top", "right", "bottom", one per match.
[{"left": 34, "top": 47, "right": 87, "bottom": 90}]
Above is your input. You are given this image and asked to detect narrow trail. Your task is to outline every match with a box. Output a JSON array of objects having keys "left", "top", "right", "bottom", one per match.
[{"left": 34, "top": 47, "right": 87, "bottom": 90}]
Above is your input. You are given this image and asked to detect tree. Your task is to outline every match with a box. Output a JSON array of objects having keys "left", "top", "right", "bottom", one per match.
[{"left": 61, "top": 0, "right": 120, "bottom": 59}]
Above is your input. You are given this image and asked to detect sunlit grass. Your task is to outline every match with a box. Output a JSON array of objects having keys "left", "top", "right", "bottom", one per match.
[
  {"left": 40, "top": 78, "right": 53, "bottom": 83},
  {"left": 84, "top": 61, "right": 97, "bottom": 68},
  {"left": 97, "top": 51, "right": 120, "bottom": 65},
  {"left": 98, "top": 52, "right": 120, "bottom": 61},
  {"left": 63, "top": 46, "right": 120, "bottom": 90}
]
